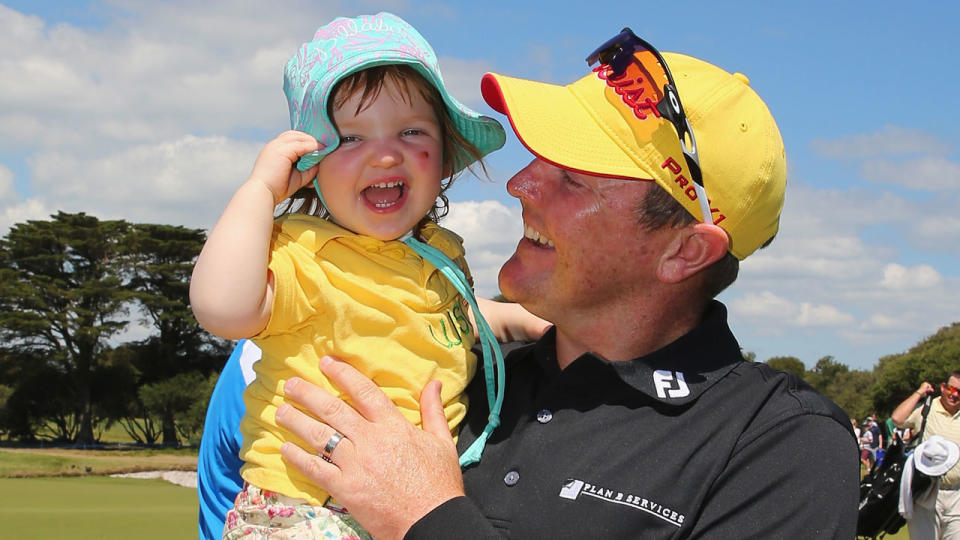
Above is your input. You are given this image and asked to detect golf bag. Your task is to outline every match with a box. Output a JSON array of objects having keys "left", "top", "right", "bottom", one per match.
[{"left": 856, "top": 433, "right": 908, "bottom": 537}]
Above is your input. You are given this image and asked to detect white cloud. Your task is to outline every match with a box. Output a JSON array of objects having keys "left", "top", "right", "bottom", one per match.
[
  {"left": 730, "top": 291, "right": 797, "bottom": 321},
  {"left": 861, "top": 156, "right": 960, "bottom": 191},
  {"left": 794, "top": 302, "right": 856, "bottom": 327},
  {"left": 810, "top": 125, "right": 952, "bottom": 159},
  {"left": 730, "top": 292, "right": 854, "bottom": 328},
  {"left": 862, "top": 313, "right": 901, "bottom": 331},
  {"left": 444, "top": 200, "right": 522, "bottom": 297},
  {"left": 27, "top": 135, "right": 262, "bottom": 230},
  {"left": 911, "top": 215, "right": 960, "bottom": 255},
  {"left": 0, "top": 198, "right": 52, "bottom": 235},
  {"left": 436, "top": 56, "right": 498, "bottom": 109},
  {"left": 0, "top": 164, "right": 15, "bottom": 202},
  {"left": 880, "top": 263, "right": 942, "bottom": 290},
  {"left": 0, "top": 1, "right": 340, "bottom": 153}
]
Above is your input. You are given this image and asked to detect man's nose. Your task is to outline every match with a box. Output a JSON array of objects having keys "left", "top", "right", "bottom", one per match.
[{"left": 506, "top": 158, "right": 546, "bottom": 201}]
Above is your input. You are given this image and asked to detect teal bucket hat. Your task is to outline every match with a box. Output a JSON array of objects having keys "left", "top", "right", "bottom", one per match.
[{"left": 284, "top": 12, "right": 506, "bottom": 174}]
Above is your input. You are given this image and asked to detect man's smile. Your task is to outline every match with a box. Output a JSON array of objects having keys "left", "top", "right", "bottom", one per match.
[{"left": 523, "top": 223, "right": 554, "bottom": 248}]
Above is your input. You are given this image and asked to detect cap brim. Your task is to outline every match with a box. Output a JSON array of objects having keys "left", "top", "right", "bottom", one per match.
[{"left": 481, "top": 72, "right": 658, "bottom": 180}]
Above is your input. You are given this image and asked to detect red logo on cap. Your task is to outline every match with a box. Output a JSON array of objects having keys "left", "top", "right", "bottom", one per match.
[
  {"left": 662, "top": 157, "right": 725, "bottom": 224},
  {"left": 594, "top": 65, "right": 663, "bottom": 121}
]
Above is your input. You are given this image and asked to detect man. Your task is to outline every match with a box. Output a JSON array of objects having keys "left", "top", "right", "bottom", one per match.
[
  {"left": 272, "top": 29, "right": 859, "bottom": 538},
  {"left": 892, "top": 371, "right": 960, "bottom": 538}
]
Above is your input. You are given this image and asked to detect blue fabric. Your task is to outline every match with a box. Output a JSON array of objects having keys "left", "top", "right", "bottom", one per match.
[{"left": 197, "top": 340, "right": 258, "bottom": 540}]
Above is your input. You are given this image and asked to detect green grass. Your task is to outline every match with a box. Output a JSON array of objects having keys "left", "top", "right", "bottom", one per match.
[
  {"left": 0, "top": 448, "right": 196, "bottom": 478},
  {"left": 95, "top": 421, "right": 141, "bottom": 444},
  {"left": 0, "top": 476, "right": 196, "bottom": 539}
]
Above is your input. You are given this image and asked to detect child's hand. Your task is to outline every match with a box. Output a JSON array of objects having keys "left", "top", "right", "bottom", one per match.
[{"left": 248, "top": 130, "right": 323, "bottom": 204}]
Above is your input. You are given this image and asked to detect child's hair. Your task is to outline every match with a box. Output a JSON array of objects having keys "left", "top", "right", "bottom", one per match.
[{"left": 282, "top": 64, "right": 487, "bottom": 228}]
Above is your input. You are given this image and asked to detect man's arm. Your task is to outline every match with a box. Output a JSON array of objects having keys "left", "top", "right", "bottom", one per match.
[
  {"left": 891, "top": 381, "right": 935, "bottom": 426},
  {"left": 689, "top": 414, "right": 859, "bottom": 538},
  {"left": 473, "top": 297, "right": 550, "bottom": 343}
]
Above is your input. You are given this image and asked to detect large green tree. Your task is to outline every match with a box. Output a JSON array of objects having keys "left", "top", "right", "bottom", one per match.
[
  {"left": 124, "top": 223, "right": 230, "bottom": 445},
  {"left": 0, "top": 212, "right": 133, "bottom": 444},
  {"left": 872, "top": 323, "right": 960, "bottom": 415},
  {"left": 0, "top": 213, "right": 229, "bottom": 446}
]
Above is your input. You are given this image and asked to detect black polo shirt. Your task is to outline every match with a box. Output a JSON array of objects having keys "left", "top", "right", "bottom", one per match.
[{"left": 407, "top": 301, "right": 858, "bottom": 539}]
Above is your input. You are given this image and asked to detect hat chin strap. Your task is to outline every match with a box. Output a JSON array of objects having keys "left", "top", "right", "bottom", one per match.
[
  {"left": 402, "top": 237, "right": 504, "bottom": 467},
  {"left": 312, "top": 174, "right": 502, "bottom": 464},
  {"left": 313, "top": 177, "right": 329, "bottom": 214}
]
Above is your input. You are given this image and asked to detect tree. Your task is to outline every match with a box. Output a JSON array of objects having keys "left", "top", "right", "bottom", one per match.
[
  {"left": 139, "top": 371, "right": 214, "bottom": 446},
  {"left": 765, "top": 356, "right": 806, "bottom": 379},
  {"left": 872, "top": 323, "right": 960, "bottom": 415},
  {"left": 822, "top": 369, "right": 875, "bottom": 422},
  {"left": 124, "top": 223, "right": 230, "bottom": 445},
  {"left": 0, "top": 212, "right": 133, "bottom": 444},
  {"left": 95, "top": 345, "right": 162, "bottom": 445},
  {"left": 805, "top": 356, "right": 849, "bottom": 395}
]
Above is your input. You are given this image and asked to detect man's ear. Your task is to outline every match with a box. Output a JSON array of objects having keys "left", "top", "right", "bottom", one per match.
[{"left": 657, "top": 223, "right": 729, "bottom": 283}]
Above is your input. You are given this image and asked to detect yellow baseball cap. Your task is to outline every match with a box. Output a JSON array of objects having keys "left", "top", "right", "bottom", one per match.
[{"left": 480, "top": 52, "right": 786, "bottom": 260}]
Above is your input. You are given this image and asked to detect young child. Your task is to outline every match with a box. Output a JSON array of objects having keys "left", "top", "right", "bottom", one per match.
[{"left": 190, "top": 12, "right": 546, "bottom": 539}]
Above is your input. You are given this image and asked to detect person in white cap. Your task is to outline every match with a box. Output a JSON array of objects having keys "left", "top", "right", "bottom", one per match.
[
  {"left": 273, "top": 27, "right": 859, "bottom": 538},
  {"left": 892, "top": 370, "right": 960, "bottom": 538}
]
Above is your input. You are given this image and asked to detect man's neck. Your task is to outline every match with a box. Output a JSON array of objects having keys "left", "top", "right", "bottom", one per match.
[
  {"left": 552, "top": 297, "right": 709, "bottom": 370},
  {"left": 940, "top": 397, "right": 960, "bottom": 416}
]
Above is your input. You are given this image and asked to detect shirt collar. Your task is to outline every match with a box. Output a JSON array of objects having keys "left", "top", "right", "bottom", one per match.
[
  {"left": 276, "top": 215, "right": 463, "bottom": 260},
  {"left": 534, "top": 301, "right": 744, "bottom": 406},
  {"left": 932, "top": 398, "right": 960, "bottom": 419}
]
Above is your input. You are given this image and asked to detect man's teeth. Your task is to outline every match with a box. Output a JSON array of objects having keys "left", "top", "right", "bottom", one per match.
[{"left": 524, "top": 224, "right": 554, "bottom": 247}]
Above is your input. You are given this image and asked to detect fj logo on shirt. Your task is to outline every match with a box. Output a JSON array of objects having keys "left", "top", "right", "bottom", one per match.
[
  {"left": 652, "top": 370, "right": 690, "bottom": 399},
  {"left": 559, "top": 478, "right": 685, "bottom": 527}
]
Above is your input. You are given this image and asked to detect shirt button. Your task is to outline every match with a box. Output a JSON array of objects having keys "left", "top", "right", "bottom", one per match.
[
  {"left": 504, "top": 470, "right": 520, "bottom": 487},
  {"left": 536, "top": 409, "right": 553, "bottom": 423}
]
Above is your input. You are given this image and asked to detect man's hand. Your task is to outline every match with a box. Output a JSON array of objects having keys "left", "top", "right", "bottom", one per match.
[
  {"left": 917, "top": 381, "right": 935, "bottom": 397},
  {"left": 276, "top": 356, "right": 465, "bottom": 540}
]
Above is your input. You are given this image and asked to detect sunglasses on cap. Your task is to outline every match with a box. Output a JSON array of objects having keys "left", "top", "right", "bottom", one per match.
[{"left": 586, "top": 28, "right": 712, "bottom": 225}]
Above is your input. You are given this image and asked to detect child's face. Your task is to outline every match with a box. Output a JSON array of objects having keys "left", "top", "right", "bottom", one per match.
[{"left": 316, "top": 78, "right": 444, "bottom": 241}]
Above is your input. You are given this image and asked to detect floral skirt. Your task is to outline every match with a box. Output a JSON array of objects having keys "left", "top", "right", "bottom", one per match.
[{"left": 223, "top": 483, "right": 372, "bottom": 540}]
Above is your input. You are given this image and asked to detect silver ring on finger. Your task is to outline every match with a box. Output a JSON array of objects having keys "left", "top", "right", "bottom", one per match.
[{"left": 322, "top": 431, "right": 344, "bottom": 456}]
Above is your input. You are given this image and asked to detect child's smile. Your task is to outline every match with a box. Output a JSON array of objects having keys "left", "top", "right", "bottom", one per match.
[{"left": 315, "top": 78, "right": 444, "bottom": 241}]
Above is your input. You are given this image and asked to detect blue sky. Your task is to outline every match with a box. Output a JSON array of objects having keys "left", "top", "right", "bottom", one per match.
[{"left": 1, "top": 0, "right": 958, "bottom": 370}]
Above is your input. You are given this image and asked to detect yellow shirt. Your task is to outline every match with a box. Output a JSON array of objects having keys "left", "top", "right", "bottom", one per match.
[
  {"left": 904, "top": 398, "right": 960, "bottom": 488},
  {"left": 240, "top": 214, "right": 477, "bottom": 505}
]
